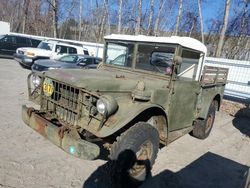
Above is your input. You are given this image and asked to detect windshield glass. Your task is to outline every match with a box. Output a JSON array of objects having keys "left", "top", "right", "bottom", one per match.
[
  {"left": 135, "top": 44, "right": 175, "bottom": 75},
  {"left": 0, "top": 35, "right": 4, "bottom": 40},
  {"left": 105, "top": 42, "right": 134, "bottom": 68},
  {"left": 105, "top": 41, "right": 176, "bottom": 75},
  {"left": 37, "top": 42, "right": 54, "bottom": 51},
  {"left": 59, "top": 55, "right": 80, "bottom": 63}
]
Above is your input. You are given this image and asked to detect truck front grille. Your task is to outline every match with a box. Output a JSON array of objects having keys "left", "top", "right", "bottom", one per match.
[{"left": 41, "top": 78, "right": 98, "bottom": 126}]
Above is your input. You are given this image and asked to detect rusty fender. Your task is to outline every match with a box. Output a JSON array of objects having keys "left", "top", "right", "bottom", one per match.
[{"left": 22, "top": 105, "right": 100, "bottom": 160}]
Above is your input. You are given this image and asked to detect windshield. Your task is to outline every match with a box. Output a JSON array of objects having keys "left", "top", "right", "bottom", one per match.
[
  {"left": 136, "top": 44, "right": 175, "bottom": 75},
  {"left": 105, "top": 42, "right": 134, "bottom": 68},
  {"left": 58, "top": 55, "right": 80, "bottom": 63},
  {"left": 0, "top": 35, "right": 4, "bottom": 40},
  {"left": 105, "top": 41, "right": 176, "bottom": 75},
  {"left": 37, "top": 42, "right": 54, "bottom": 51}
]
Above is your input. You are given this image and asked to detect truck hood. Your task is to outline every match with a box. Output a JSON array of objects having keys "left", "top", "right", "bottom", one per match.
[
  {"left": 17, "top": 47, "right": 52, "bottom": 57},
  {"left": 44, "top": 67, "right": 170, "bottom": 93}
]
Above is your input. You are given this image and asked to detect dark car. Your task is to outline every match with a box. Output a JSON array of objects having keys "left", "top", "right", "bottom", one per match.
[
  {"left": 31, "top": 54, "right": 102, "bottom": 72},
  {"left": 0, "top": 34, "right": 41, "bottom": 58}
]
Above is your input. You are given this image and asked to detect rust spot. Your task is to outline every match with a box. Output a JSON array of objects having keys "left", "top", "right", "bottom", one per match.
[
  {"left": 32, "top": 115, "right": 47, "bottom": 137},
  {"left": 105, "top": 115, "right": 117, "bottom": 127},
  {"left": 58, "top": 126, "right": 68, "bottom": 139},
  {"left": 27, "top": 107, "right": 35, "bottom": 117}
]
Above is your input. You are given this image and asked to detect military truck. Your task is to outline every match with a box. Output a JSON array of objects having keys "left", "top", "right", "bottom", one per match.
[{"left": 22, "top": 34, "right": 228, "bottom": 180}]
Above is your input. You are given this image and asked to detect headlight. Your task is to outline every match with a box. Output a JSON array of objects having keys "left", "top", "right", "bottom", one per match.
[
  {"left": 26, "top": 51, "right": 35, "bottom": 57},
  {"left": 96, "top": 100, "right": 106, "bottom": 114},
  {"left": 32, "top": 74, "right": 41, "bottom": 87},
  {"left": 48, "top": 67, "right": 59, "bottom": 70},
  {"left": 96, "top": 95, "right": 118, "bottom": 116}
]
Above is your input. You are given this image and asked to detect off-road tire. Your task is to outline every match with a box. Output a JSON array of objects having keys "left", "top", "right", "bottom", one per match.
[
  {"left": 192, "top": 101, "right": 217, "bottom": 139},
  {"left": 109, "top": 122, "right": 159, "bottom": 181}
]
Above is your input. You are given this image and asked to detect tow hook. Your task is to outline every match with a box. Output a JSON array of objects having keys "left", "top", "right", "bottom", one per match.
[
  {"left": 58, "top": 126, "right": 69, "bottom": 139},
  {"left": 27, "top": 107, "right": 35, "bottom": 117}
]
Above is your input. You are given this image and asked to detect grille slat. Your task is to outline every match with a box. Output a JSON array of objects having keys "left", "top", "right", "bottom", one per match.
[
  {"left": 41, "top": 78, "right": 99, "bottom": 126},
  {"left": 41, "top": 79, "right": 80, "bottom": 126}
]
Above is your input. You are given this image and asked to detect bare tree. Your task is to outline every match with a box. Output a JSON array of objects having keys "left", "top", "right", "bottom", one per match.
[
  {"left": 12, "top": 1, "right": 23, "bottom": 32},
  {"left": 117, "top": 0, "right": 123, "bottom": 33},
  {"left": 104, "top": 0, "right": 111, "bottom": 35},
  {"left": 135, "top": 0, "right": 142, "bottom": 35},
  {"left": 221, "top": 0, "right": 249, "bottom": 60},
  {"left": 22, "top": 0, "right": 30, "bottom": 33},
  {"left": 53, "top": 0, "right": 59, "bottom": 38},
  {"left": 215, "top": 0, "right": 231, "bottom": 57},
  {"left": 188, "top": 15, "right": 198, "bottom": 37},
  {"left": 175, "top": 0, "right": 183, "bottom": 35},
  {"left": 46, "top": 0, "right": 59, "bottom": 38},
  {"left": 147, "top": 0, "right": 154, "bottom": 35},
  {"left": 197, "top": 0, "right": 204, "bottom": 43},
  {"left": 2, "top": 0, "right": 248, "bottom": 61},
  {"left": 98, "top": 0, "right": 109, "bottom": 42},
  {"left": 78, "top": 0, "right": 82, "bottom": 40},
  {"left": 154, "top": 0, "right": 166, "bottom": 36}
]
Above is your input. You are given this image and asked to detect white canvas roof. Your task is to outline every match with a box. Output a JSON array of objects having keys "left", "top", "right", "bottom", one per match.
[{"left": 104, "top": 34, "right": 207, "bottom": 54}]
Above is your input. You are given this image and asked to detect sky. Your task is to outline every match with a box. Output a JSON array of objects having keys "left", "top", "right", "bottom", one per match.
[
  {"left": 59, "top": 0, "right": 243, "bottom": 33},
  {"left": 201, "top": 0, "right": 226, "bottom": 31}
]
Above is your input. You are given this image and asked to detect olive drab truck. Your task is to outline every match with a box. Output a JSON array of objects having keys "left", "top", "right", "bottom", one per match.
[{"left": 22, "top": 34, "right": 228, "bottom": 180}]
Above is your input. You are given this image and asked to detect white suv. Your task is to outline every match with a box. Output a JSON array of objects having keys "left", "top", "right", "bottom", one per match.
[{"left": 14, "top": 40, "right": 89, "bottom": 69}]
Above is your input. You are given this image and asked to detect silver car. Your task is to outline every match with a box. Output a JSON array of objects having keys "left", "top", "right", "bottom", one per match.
[{"left": 31, "top": 54, "right": 102, "bottom": 72}]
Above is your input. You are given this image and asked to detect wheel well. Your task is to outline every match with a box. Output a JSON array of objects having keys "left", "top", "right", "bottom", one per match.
[
  {"left": 113, "top": 107, "right": 168, "bottom": 144},
  {"left": 213, "top": 94, "right": 221, "bottom": 111}
]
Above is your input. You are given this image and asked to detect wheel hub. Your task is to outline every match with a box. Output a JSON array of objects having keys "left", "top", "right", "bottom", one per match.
[
  {"left": 205, "top": 114, "right": 213, "bottom": 133},
  {"left": 129, "top": 140, "right": 153, "bottom": 177}
]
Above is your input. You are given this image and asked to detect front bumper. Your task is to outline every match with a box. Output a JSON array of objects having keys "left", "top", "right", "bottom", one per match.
[
  {"left": 14, "top": 53, "right": 34, "bottom": 68},
  {"left": 22, "top": 105, "right": 100, "bottom": 160}
]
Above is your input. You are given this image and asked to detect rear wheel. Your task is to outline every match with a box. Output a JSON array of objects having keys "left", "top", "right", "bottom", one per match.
[
  {"left": 109, "top": 122, "right": 159, "bottom": 181},
  {"left": 192, "top": 101, "right": 217, "bottom": 139}
]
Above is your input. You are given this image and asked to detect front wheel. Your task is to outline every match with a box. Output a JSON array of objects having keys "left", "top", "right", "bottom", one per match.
[{"left": 109, "top": 122, "right": 159, "bottom": 181}]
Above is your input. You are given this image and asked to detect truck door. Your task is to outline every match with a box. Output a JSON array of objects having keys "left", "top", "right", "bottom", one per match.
[
  {"left": 16, "top": 36, "right": 29, "bottom": 49},
  {"left": 168, "top": 80, "right": 200, "bottom": 131},
  {"left": 168, "top": 49, "right": 203, "bottom": 131}
]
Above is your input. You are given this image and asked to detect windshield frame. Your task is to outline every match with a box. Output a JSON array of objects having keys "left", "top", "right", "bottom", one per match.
[
  {"left": 104, "top": 41, "right": 135, "bottom": 69},
  {"left": 103, "top": 40, "right": 177, "bottom": 77}
]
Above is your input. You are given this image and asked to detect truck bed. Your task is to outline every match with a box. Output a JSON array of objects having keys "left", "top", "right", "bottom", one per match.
[{"left": 201, "top": 66, "right": 228, "bottom": 87}]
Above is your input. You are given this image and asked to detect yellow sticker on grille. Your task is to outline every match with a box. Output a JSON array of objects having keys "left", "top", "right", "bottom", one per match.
[{"left": 43, "top": 78, "right": 54, "bottom": 96}]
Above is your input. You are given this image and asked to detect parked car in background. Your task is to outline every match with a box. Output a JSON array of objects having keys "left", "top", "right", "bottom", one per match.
[
  {"left": 14, "top": 40, "right": 89, "bottom": 69},
  {"left": 32, "top": 54, "right": 102, "bottom": 72},
  {"left": 0, "top": 34, "right": 41, "bottom": 58}
]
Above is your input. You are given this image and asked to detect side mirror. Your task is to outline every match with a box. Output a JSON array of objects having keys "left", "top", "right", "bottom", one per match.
[
  {"left": 56, "top": 48, "right": 61, "bottom": 54},
  {"left": 173, "top": 56, "right": 182, "bottom": 65}
]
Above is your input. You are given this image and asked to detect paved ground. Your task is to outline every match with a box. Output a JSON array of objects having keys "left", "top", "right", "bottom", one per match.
[{"left": 0, "top": 58, "right": 249, "bottom": 188}]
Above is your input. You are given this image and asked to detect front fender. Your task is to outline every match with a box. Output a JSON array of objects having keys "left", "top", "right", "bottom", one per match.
[{"left": 95, "top": 98, "right": 166, "bottom": 138}]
